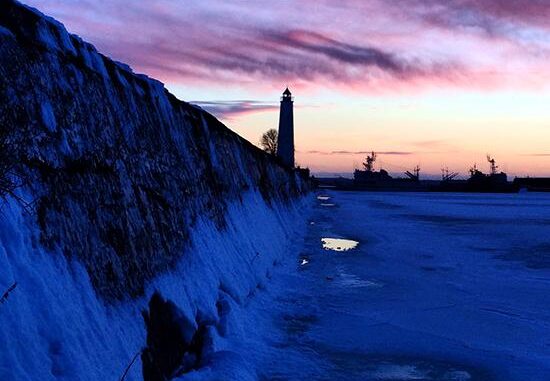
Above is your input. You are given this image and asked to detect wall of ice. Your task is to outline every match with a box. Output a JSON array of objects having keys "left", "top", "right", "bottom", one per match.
[{"left": 0, "top": 1, "right": 310, "bottom": 380}]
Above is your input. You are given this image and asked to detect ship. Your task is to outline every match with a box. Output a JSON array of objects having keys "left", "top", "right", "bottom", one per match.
[
  {"left": 513, "top": 177, "right": 550, "bottom": 192},
  {"left": 352, "top": 152, "right": 427, "bottom": 191},
  {"left": 434, "top": 155, "right": 517, "bottom": 193},
  {"left": 318, "top": 153, "right": 520, "bottom": 193}
]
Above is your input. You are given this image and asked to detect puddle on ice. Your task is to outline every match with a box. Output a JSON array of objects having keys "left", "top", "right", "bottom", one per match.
[
  {"left": 322, "top": 238, "right": 359, "bottom": 252},
  {"left": 317, "top": 195, "right": 331, "bottom": 201},
  {"left": 368, "top": 363, "right": 427, "bottom": 380},
  {"left": 366, "top": 363, "right": 471, "bottom": 380},
  {"left": 336, "top": 271, "right": 382, "bottom": 288},
  {"left": 324, "top": 351, "right": 479, "bottom": 381}
]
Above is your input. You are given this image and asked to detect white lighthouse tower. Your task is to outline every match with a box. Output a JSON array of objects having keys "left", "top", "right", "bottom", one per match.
[{"left": 276, "top": 87, "right": 294, "bottom": 167}]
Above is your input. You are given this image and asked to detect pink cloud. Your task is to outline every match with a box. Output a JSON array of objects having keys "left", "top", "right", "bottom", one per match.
[{"left": 23, "top": 0, "right": 550, "bottom": 93}]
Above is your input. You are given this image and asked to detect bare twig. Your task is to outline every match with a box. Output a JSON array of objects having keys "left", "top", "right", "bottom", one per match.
[
  {"left": 119, "top": 349, "right": 142, "bottom": 381},
  {"left": 0, "top": 125, "right": 32, "bottom": 211},
  {"left": 0, "top": 282, "right": 17, "bottom": 304}
]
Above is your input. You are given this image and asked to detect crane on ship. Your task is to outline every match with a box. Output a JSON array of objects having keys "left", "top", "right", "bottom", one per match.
[
  {"left": 469, "top": 155, "right": 499, "bottom": 178},
  {"left": 405, "top": 165, "right": 421, "bottom": 181},
  {"left": 441, "top": 167, "right": 459, "bottom": 181},
  {"left": 487, "top": 155, "right": 498, "bottom": 175}
]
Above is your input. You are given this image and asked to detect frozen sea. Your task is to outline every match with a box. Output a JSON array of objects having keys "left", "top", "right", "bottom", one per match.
[{"left": 235, "top": 191, "right": 550, "bottom": 381}]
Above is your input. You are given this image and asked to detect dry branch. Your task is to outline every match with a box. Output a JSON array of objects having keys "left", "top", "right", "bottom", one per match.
[{"left": 0, "top": 282, "right": 17, "bottom": 304}]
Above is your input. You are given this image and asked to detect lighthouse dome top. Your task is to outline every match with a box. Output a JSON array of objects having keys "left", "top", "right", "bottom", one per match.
[{"left": 281, "top": 87, "right": 293, "bottom": 102}]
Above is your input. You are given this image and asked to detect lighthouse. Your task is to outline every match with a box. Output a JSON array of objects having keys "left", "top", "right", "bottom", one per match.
[{"left": 276, "top": 87, "right": 295, "bottom": 167}]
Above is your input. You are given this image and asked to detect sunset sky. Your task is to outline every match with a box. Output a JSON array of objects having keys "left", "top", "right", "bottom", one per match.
[{"left": 27, "top": 0, "right": 550, "bottom": 177}]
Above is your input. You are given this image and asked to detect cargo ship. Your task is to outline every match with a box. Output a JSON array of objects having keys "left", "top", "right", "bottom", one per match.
[
  {"left": 351, "top": 152, "right": 427, "bottom": 191},
  {"left": 318, "top": 153, "right": 519, "bottom": 193},
  {"left": 435, "top": 156, "right": 517, "bottom": 193}
]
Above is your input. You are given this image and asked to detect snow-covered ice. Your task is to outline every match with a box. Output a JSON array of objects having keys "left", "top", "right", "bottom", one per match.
[
  {"left": 0, "top": 190, "right": 311, "bottom": 381},
  {"left": 2, "top": 186, "right": 550, "bottom": 380},
  {"left": 227, "top": 190, "right": 550, "bottom": 381}
]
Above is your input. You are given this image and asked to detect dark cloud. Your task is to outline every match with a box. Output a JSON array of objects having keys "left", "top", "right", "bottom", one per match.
[
  {"left": 72, "top": 11, "right": 454, "bottom": 86},
  {"left": 24, "top": 0, "right": 547, "bottom": 90},
  {"left": 446, "top": 0, "right": 550, "bottom": 26},
  {"left": 132, "top": 28, "right": 443, "bottom": 84},
  {"left": 401, "top": 0, "right": 550, "bottom": 37},
  {"left": 263, "top": 30, "right": 411, "bottom": 76},
  {"left": 191, "top": 100, "right": 278, "bottom": 118},
  {"left": 377, "top": 151, "right": 414, "bottom": 156}
]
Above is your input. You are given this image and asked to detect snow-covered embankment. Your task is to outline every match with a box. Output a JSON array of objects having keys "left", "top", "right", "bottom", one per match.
[{"left": 0, "top": 1, "right": 311, "bottom": 379}]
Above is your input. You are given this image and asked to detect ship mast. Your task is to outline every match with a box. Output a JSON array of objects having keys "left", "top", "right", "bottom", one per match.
[{"left": 362, "top": 151, "right": 376, "bottom": 172}]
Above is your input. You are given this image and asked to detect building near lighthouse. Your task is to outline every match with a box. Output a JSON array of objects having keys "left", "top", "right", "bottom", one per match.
[{"left": 276, "top": 87, "right": 295, "bottom": 168}]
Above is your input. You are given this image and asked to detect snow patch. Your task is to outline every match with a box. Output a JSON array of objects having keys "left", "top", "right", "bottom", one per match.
[
  {"left": 0, "top": 25, "right": 14, "bottom": 38},
  {"left": 0, "top": 191, "right": 310, "bottom": 381},
  {"left": 40, "top": 100, "right": 57, "bottom": 132}
]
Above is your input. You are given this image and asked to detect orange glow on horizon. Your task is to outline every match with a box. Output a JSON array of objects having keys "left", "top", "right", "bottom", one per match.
[{"left": 222, "top": 90, "right": 550, "bottom": 178}]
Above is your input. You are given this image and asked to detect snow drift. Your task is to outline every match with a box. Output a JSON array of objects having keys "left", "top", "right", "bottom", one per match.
[{"left": 0, "top": 1, "right": 311, "bottom": 380}]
